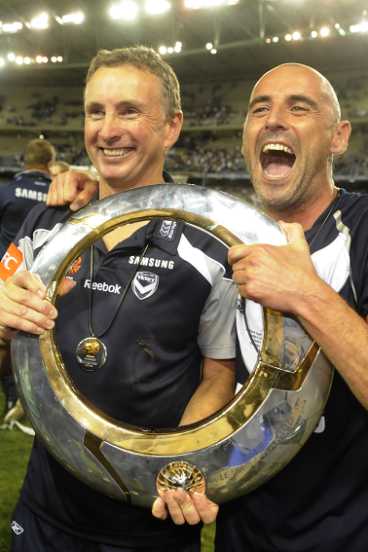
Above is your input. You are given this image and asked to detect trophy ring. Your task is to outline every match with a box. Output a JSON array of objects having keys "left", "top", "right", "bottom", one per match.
[{"left": 12, "top": 184, "right": 333, "bottom": 507}]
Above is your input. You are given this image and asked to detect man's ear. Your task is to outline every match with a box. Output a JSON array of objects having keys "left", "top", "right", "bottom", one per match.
[
  {"left": 330, "top": 120, "right": 352, "bottom": 157},
  {"left": 164, "top": 111, "right": 184, "bottom": 151}
]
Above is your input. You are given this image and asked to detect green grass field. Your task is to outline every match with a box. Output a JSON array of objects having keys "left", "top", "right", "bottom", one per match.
[
  {"left": 0, "top": 392, "right": 33, "bottom": 552},
  {"left": 0, "top": 390, "right": 215, "bottom": 551}
]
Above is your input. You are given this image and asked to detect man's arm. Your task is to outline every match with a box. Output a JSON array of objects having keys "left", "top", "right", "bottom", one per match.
[
  {"left": 296, "top": 278, "right": 368, "bottom": 408},
  {"left": 230, "top": 221, "right": 368, "bottom": 409},
  {"left": 179, "top": 357, "right": 235, "bottom": 426},
  {"left": 46, "top": 169, "right": 98, "bottom": 211},
  {"left": 152, "top": 357, "right": 235, "bottom": 526}
]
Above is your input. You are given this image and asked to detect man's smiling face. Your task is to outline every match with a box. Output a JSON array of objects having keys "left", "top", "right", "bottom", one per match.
[{"left": 84, "top": 64, "right": 179, "bottom": 196}]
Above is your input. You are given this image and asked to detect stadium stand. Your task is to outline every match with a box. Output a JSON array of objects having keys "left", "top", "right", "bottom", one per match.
[{"left": 0, "top": 68, "right": 368, "bottom": 194}]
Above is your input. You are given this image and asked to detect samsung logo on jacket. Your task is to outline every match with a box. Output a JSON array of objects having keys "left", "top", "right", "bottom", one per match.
[
  {"left": 15, "top": 188, "right": 47, "bottom": 202},
  {"left": 128, "top": 255, "right": 175, "bottom": 270}
]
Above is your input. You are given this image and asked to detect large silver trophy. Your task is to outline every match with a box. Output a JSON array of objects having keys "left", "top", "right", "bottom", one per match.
[{"left": 12, "top": 184, "right": 333, "bottom": 507}]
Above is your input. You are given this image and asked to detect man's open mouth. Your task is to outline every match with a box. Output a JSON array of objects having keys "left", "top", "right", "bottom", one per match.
[{"left": 260, "top": 143, "right": 296, "bottom": 178}]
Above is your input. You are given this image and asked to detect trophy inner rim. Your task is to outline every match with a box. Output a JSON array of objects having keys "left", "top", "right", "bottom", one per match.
[{"left": 39, "top": 207, "right": 315, "bottom": 455}]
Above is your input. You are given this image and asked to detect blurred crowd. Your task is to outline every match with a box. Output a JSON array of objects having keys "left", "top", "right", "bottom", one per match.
[{"left": 1, "top": 73, "right": 368, "bottom": 181}]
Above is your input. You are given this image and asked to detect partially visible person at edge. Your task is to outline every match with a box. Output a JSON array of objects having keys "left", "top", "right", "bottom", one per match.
[
  {"left": 47, "top": 63, "right": 368, "bottom": 552},
  {"left": 0, "top": 138, "right": 57, "bottom": 422},
  {"left": 0, "top": 46, "right": 237, "bottom": 551},
  {"left": 0, "top": 138, "right": 56, "bottom": 259}
]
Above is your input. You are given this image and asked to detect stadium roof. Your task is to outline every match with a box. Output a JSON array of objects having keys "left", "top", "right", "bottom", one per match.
[{"left": 0, "top": 0, "right": 367, "bottom": 85}]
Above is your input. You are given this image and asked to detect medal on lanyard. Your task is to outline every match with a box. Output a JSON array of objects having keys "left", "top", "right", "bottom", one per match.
[
  {"left": 76, "top": 336, "right": 107, "bottom": 371},
  {"left": 76, "top": 241, "right": 150, "bottom": 371}
]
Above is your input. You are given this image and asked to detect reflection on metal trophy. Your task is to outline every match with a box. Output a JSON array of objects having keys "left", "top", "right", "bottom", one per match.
[{"left": 11, "top": 184, "right": 333, "bottom": 507}]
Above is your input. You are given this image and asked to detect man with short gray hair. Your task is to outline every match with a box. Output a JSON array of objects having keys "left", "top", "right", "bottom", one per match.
[{"left": 0, "top": 46, "right": 235, "bottom": 552}]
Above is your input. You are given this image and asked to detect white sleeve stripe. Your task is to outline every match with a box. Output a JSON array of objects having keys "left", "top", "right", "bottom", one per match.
[
  {"left": 177, "top": 233, "right": 225, "bottom": 285},
  {"left": 311, "top": 231, "right": 350, "bottom": 293}
]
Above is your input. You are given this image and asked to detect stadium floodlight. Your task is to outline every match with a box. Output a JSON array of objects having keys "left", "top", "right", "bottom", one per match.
[
  {"left": 272, "top": 36, "right": 279, "bottom": 43},
  {"left": 206, "top": 42, "right": 213, "bottom": 50},
  {"left": 184, "top": 0, "right": 239, "bottom": 10},
  {"left": 15, "top": 56, "right": 24, "bottom": 65},
  {"left": 108, "top": 1, "right": 139, "bottom": 22},
  {"left": 57, "top": 56, "right": 63, "bottom": 62},
  {"left": 334, "top": 23, "right": 346, "bottom": 36},
  {"left": 210, "top": 47, "right": 217, "bottom": 54},
  {"left": 292, "top": 31, "right": 302, "bottom": 40},
  {"left": 55, "top": 11, "right": 85, "bottom": 25},
  {"left": 158, "top": 42, "right": 181, "bottom": 55},
  {"left": 36, "top": 55, "right": 44, "bottom": 64},
  {"left": 7, "top": 52, "right": 16, "bottom": 62},
  {"left": 350, "top": 20, "right": 368, "bottom": 34},
  {"left": 0, "top": 21, "right": 23, "bottom": 33},
  {"left": 0, "top": 57, "right": 5, "bottom": 68},
  {"left": 285, "top": 33, "right": 292, "bottom": 41},
  {"left": 319, "top": 26, "right": 331, "bottom": 38},
  {"left": 23, "top": 56, "right": 32, "bottom": 65},
  {"left": 144, "top": 0, "right": 171, "bottom": 16},
  {"left": 310, "top": 30, "right": 318, "bottom": 38},
  {"left": 29, "top": 12, "right": 49, "bottom": 30}
]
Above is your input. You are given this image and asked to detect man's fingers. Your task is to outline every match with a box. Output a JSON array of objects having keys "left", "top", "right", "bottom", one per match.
[
  {"left": 69, "top": 180, "right": 98, "bottom": 211},
  {"left": 0, "top": 306, "right": 52, "bottom": 335},
  {"left": 178, "top": 493, "right": 201, "bottom": 525},
  {"left": 159, "top": 490, "right": 185, "bottom": 525},
  {"left": 0, "top": 294, "right": 56, "bottom": 334},
  {"left": 11, "top": 271, "right": 46, "bottom": 297},
  {"left": 47, "top": 174, "right": 66, "bottom": 206},
  {"left": 191, "top": 492, "right": 219, "bottom": 524},
  {"left": 47, "top": 170, "right": 98, "bottom": 209},
  {"left": 153, "top": 489, "right": 218, "bottom": 526},
  {"left": 279, "top": 221, "right": 308, "bottom": 250},
  {"left": 61, "top": 171, "right": 80, "bottom": 204},
  {"left": 151, "top": 497, "right": 168, "bottom": 520},
  {"left": 7, "top": 273, "right": 57, "bottom": 317},
  {"left": 162, "top": 489, "right": 201, "bottom": 525},
  {"left": 0, "top": 271, "right": 58, "bottom": 334},
  {"left": 46, "top": 179, "right": 57, "bottom": 206},
  {"left": 231, "top": 266, "right": 247, "bottom": 287},
  {"left": 228, "top": 244, "right": 250, "bottom": 266},
  {"left": 164, "top": 489, "right": 190, "bottom": 525}
]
